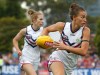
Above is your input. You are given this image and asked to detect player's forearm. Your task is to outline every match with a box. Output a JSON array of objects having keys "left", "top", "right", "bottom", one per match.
[
  {"left": 13, "top": 39, "right": 21, "bottom": 52},
  {"left": 65, "top": 46, "right": 88, "bottom": 56}
]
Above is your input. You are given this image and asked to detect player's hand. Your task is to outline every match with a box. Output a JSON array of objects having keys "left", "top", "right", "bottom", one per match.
[
  {"left": 53, "top": 41, "right": 67, "bottom": 50},
  {"left": 17, "top": 50, "right": 22, "bottom": 56}
]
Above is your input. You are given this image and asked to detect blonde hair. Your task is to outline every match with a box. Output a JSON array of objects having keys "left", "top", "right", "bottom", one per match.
[{"left": 27, "top": 9, "right": 43, "bottom": 22}]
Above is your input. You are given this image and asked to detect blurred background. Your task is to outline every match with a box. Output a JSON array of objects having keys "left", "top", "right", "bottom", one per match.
[{"left": 0, "top": 0, "right": 100, "bottom": 75}]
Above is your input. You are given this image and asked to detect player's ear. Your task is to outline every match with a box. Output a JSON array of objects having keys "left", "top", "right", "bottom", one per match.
[{"left": 73, "top": 15, "right": 77, "bottom": 21}]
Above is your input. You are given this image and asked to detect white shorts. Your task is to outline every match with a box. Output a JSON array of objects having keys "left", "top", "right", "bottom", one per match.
[
  {"left": 19, "top": 55, "right": 40, "bottom": 71},
  {"left": 48, "top": 50, "right": 77, "bottom": 75},
  {"left": 19, "top": 45, "right": 41, "bottom": 71}
]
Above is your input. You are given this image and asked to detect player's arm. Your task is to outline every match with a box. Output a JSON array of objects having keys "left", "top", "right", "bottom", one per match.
[
  {"left": 65, "top": 27, "right": 90, "bottom": 56},
  {"left": 41, "top": 22, "right": 65, "bottom": 35},
  {"left": 13, "top": 28, "right": 26, "bottom": 55},
  {"left": 53, "top": 27, "right": 90, "bottom": 56}
]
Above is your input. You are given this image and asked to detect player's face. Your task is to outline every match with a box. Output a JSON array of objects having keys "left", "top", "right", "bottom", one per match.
[
  {"left": 74, "top": 11, "right": 87, "bottom": 27},
  {"left": 35, "top": 14, "right": 44, "bottom": 27}
]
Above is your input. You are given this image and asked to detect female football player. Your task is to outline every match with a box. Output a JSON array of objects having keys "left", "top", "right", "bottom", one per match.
[
  {"left": 41, "top": 3, "right": 90, "bottom": 75},
  {"left": 13, "top": 9, "right": 44, "bottom": 75}
]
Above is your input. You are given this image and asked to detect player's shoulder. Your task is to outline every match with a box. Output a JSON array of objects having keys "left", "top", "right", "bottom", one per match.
[
  {"left": 20, "top": 28, "right": 26, "bottom": 34},
  {"left": 84, "top": 26, "right": 90, "bottom": 33},
  {"left": 83, "top": 26, "right": 90, "bottom": 37}
]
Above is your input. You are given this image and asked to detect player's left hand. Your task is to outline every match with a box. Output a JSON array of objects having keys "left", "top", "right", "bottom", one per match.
[{"left": 53, "top": 41, "right": 67, "bottom": 50}]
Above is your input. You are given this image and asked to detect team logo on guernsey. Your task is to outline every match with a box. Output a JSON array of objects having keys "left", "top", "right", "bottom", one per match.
[{"left": 76, "top": 38, "right": 81, "bottom": 43}]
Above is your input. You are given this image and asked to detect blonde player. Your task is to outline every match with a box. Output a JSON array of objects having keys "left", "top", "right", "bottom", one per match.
[
  {"left": 41, "top": 3, "right": 90, "bottom": 75},
  {"left": 13, "top": 9, "right": 44, "bottom": 75}
]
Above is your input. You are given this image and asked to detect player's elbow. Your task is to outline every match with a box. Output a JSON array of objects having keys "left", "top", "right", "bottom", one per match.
[
  {"left": 44, "top": 28, "right": 49, "bottom": 32},
  {"left": 42, "top": 28, "right": 50, "bottom": 35},
  {"left": 80, "top": 49, "right": 88, "bottom": 56},
  {"left": 81, "top": 52, "right": 87, "bottom": 56},
  {"left": 13, "top": 38, "right": 18, "bottom": 44}
]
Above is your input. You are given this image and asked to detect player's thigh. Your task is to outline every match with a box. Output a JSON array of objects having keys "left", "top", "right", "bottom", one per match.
[
  {"left": 50, "top": 61, "right": 65, "bottom": 75},
  {"left": 22, "top": 64, "right": 37, "bottom": 75}
]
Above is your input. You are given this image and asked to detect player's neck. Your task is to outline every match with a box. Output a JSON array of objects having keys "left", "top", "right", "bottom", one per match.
[
  {"left": 72, "top": 22, "right": 80, "bottom": 33},
  {"left": 31, "top": 24, "right": 40, "bottom": 31}
]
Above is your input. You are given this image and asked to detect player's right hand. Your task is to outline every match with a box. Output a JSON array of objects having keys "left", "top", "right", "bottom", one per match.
[{"left": 18, "top": 50, "right": 22, "bottom": 56}]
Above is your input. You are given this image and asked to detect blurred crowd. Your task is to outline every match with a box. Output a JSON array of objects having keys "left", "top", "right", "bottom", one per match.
[
  {"left": 0, "top": 34, "right": 100, "bottom": 74},
  {"left": 0, "top": 49, "right": 100, "bottom": 69}
]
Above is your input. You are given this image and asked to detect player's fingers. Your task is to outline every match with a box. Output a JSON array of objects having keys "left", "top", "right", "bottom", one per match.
[
  {"left": 53, "top": 41, "right": 60, "bottom": 46},
  {"left": 53, "top": 41, "right": 60, "bottom": 44},
  {"left": 18, "top": 51, "right": 22, "bottom": 56},
  {"left": 53, "top": 45, "right": 59, "bottom": 48}
]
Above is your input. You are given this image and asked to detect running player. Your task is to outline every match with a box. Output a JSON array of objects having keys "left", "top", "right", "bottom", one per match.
[
  {"left": 13, "top": 9, "right": 44, "bottom": 75},
  {"left": 41, "top": 3, "right": 90, "bottom": 75}
]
